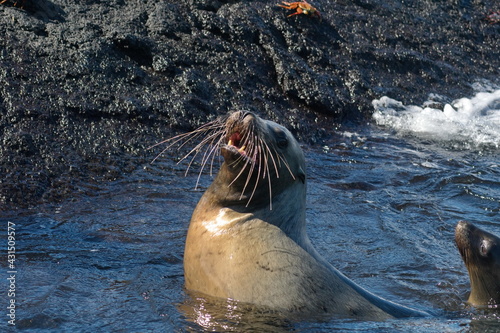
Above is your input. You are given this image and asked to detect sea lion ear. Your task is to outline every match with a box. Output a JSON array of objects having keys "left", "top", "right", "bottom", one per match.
[{"left": 297, "top": 167, "right": 306, "bottom": 184}]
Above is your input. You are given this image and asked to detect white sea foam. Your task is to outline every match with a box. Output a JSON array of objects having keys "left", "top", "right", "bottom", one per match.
[{"left": 372, "top": 85, "right": 500, "bottom": 149}]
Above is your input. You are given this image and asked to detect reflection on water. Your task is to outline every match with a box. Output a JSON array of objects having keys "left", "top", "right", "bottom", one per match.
[
  {"left": 1, "top": 124, "right": 499, "bottom": 331},
  {"left": 179, "top": 290, "right": 294, "bottom": 332}
]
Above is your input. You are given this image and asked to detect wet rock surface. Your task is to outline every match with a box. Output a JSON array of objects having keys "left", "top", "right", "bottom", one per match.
[{"left": 1, "top": 0, "right": 498, "bottom": 209}]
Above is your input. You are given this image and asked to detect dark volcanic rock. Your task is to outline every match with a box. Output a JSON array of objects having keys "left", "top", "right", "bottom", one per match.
[{"left": 0, "top": 0, "right": 499, "bottom": 209}]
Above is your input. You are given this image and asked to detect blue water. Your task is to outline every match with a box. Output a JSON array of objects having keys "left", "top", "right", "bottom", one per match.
[{"left": 2, "top": 89, "right": 500, "bottom": 331}]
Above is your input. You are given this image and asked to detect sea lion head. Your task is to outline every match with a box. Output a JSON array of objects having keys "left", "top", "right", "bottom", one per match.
[
  {"left": 455, "top": 220, "right": 500, "bottom": 307},
  {"left": 213, "top": 111, "right": 306, "bottom": 210}
]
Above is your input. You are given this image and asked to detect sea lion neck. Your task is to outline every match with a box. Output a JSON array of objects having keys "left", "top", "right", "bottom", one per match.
[
  {"left": 197, "top": 162, "right": 308, "bottom": 240},
  {"left": 204, "top": 163, "right": 273, "bottom": 208},
  {"left": 212, "top": 162, "right": 304, "bottom": 204}
]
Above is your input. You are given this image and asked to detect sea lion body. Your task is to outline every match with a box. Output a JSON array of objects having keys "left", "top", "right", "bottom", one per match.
[
  {"left": 455, "top": 220, "right": 500, "bottom": 307},
  {"left": 183, "top": 111, "right": 427, "bottom": 319}
]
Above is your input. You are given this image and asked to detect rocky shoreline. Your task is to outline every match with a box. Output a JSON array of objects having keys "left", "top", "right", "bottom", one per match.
[{"left": 1, "top": 0, "right": 498, "bottom": 210}]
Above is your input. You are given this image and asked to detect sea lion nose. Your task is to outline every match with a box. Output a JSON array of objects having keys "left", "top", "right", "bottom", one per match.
[
  {"left": 242, "top": 111, "right": 255, "bottom": 119},
  {"left": 456, "top": 220, "right": 470, "bottom": 232},
  {"left": 455, "top": 220, "right": 471, "bottom": 241}
]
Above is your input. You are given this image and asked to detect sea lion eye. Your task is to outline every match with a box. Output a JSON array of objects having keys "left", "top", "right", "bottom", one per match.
[
  {"left": 272, "top": 126, "right": 289, "bottom": 149},
  {"left": 277, "top": 138, "right": 288, "bottom": 149},
  {"left": 480, "top": 240, "right": 490, "bottom": 257}
]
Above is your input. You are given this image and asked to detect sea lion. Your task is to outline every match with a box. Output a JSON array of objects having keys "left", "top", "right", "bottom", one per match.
[
  {"left": 178, "top": 111, "right": 427, "bottom": 319},
  {"left": 455, "top": 220, "right": 500, "bottom": 307}
]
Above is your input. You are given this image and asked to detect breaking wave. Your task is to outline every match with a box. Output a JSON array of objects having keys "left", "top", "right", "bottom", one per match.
[{"left": 372, "top": 83, "right": 500, "bottom": 149}]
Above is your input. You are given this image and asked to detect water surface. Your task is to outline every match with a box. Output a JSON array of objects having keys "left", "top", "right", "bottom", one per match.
[{"left": 2, "top": 89, "right": 500, "bottom": 331}]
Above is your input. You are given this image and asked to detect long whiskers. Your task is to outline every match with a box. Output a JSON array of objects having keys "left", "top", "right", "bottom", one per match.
[
  {"left": 193, "top": 132, "right": 227, "bottom": 188},
  {"left": 246, "top": 139, "right": 264, "bottom": 208},
  {"left": 277, "top": 150, "right": 296, "bottom": 181},
  {"left": 263, "top": 142, "right": 273, "bottom": 210},
  {"left": 260, "top": 137, "right": 280, "bottom": 179},
  {"left": 149, "top": 118, "right": 227, "bottom": 187},
  {"left": 149, "top": 118, "right": 225, "bottom": 163},
  {"left": 229, "top": 133, "right": 257, "bottom": 190},
  {"left": 150, "top": 113, "right": 296, "bottom": 210},
  {"left": 184, "top": 129, "right": 226, "bottom": 173}
]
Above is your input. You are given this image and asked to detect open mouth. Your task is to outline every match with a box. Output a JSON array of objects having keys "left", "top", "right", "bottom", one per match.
[
  {"left": 228, "top": 131, "right": 246, "bottom": 155},
  {"left": 221, "top": 112, "right": 259, "bottom": 166},
  {"left": 221, "top": 130, "right": 256, "bottom": 166}
]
